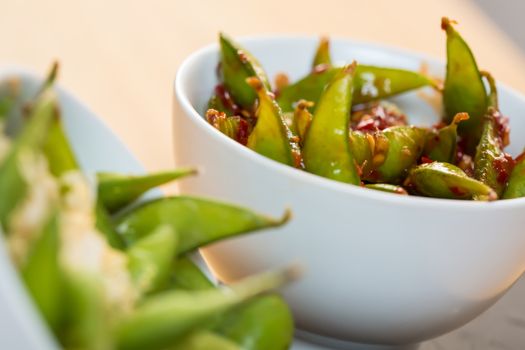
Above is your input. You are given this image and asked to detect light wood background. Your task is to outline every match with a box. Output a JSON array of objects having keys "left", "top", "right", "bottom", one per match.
[
  {"left": 2, "top": 0, "right": 524, "bottom": 171},
  {"left": 3, "top": 1, "right": 525, "bottom": 348}
]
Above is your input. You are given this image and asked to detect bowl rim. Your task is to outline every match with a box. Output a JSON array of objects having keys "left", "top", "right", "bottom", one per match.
[{"left": 174, "top": 34, "right": 525, "bottom": 212}]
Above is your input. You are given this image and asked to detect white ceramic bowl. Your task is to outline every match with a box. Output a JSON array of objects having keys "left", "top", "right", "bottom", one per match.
[
  {"left": 174, "top": 36, "right": 525, "bottom": 347},
  {"left": 0, "top": 67, "right": 145, "bottom": 350}
]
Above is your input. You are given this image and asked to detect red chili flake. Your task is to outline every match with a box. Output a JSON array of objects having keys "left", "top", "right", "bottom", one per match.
[
  {"left": 356, "top": 118, "right": 377, "bottom": 132},
  {"left": 367, "top": 170, "right": 380, "bottom": 182},
  {"left": 456, "top": 136, "right": 468, "bottom": 164},
  {"left": 449, "top": 186, "right": 467, "bottom": 196},
  {"left": 351, "top": 103, "right": 407, "bottom": 132},
  {"left": 214, "top": 84, "right": 246, "bottom": 117},
  {"left": 237, "top": 118, "right": 250, "bottom": 145},
  {"left": 420, "top": 156, "right": 434, "bottom": 164},
  {"left": 493, "top": 154, "right": 515, "bottom": 184},
  {"left": 206, "top": 109, "right": 221, "bottom": 125}
]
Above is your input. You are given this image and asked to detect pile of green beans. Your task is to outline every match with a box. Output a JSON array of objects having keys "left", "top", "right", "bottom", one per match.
[
  {"left": 206, "top": 17, "right": 524, "bottom": 201},
  {"left": 0, "top": 64, "right": 297, "bottom": 350}
]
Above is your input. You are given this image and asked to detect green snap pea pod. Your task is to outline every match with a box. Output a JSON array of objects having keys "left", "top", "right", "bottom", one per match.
[
  {"left": 365, "top": 183, "right": 408, "bottom": 195},
  {"left": 97, "top": 168, "right": 196, "bottom": 214},
  {"left": 37, "top": 61, "right": 59, "bottom": 95},
  {"left": 21, "top": 212, "right": 63, "bottom": 333},
  {"left": 0, "top": 78, "right": 21, "bottom": 122},
  {"left": 35, "top": 72, "right": 78, "bottom": 177},
  {"left": 312, "top": 37, "right": 332, "bottom": 69},
  {"left": 369, "top": 126, "right": 428, "bottom": 183},
  {"left": 292, "top": 99, "right": 313, "bottom": 144},
  {"left": 168, "top": 282, "right": 293, "bottom": 349},
  {"left": 1, "top": 68, "right": 118, "bottom": 260},
  {"left": 442, "top": 17, "right": 487, "bottom": 148},
  {"left": 303, "top": 63, "right": 360, "bottom": 185},
  {"left": 3, "top": 63, "right": 58, "bottom": 137},
  {"left": 43, "top": 121, "right": 79, "bottom": 177},
  {"left": 213, "top": 294, "right": 294, "bottom": 350},
  {"left": 170, "top": 330, "right": 240, "bottom": 350},
  {"left": 0, "top": 89, "right": 56, "bottom": 231},
  {"left": 114, "top": 196, "right": 290, "bottom": 253},
  {"left": 96, "top": 200, "right": 126, "bottom": 249},
  {"left": 115, "top": 266, "right": 298, "bottom": 350},
  {"left": 38, "top": 127, "right": 124, "bottom": 249},
  {"left": 38, "top": 114, "right": 124, "bottom": 250},
  {"left": 277, "top": 68, "right": 336, "bottom": 113},
  {"left": 350, "top": 100, "right": 407, "bottom": 130},
  {"left": 424, "top": 113, "right": 469, "bottom": 163},
  {"left": 11, "top": 63, "right": 79, "bottom": 178},
  {"left": 28, "top": 80, "right": 123, "bottom": 248},
  {"left": 406, "top": 162, "right": 496, "bottom": 200},
  {"left": 473, "top": 71, "right": 511, "bottom": 196},
  {"left": 481, "top": 71, "right": 498, "bottom": 110},
  {"left": 246, "top": 77, "right": 301, "bottom": 167},
  {"left": 127, "top": 225, "right": 178, "bottom": 294},
  {"left": 503, "top": 153, "right": 525, "bottom": 199},
  {"left": 349, "top": 126, "right": 426, "bottom": 183},
  {"left": 353, "top": 65, "right": 435, "bottom": 106},
  {"left": 171, "top": 256, "right": 214, "bottom": 291},
  {"left": 61, "top": 272, "right": 112, "bottom": 350},
  {"left": 33, "top": 104, "right": 125, "bottom": 254},
  {"left": 206, "top": 109, "right": 251, "bottom": 145},
  {"left": 348, "top": 130, "right": 378, "bottom": 179},
  {"left": 473, "top": 110, "right": 512, "bottom": 196},
  {"left": 277, "top": 65, "right": 434, "bottom": 113},
  {"left": 15, "top": 64, "right": 75, "bottom": 177},
  {"left": 219, "top": 33, "right": 271, "bottom": 110}
]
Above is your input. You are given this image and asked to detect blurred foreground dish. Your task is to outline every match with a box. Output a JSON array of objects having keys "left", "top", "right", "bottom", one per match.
[{"left": 0, "top": 64, "right": 297, "bottom": 350}]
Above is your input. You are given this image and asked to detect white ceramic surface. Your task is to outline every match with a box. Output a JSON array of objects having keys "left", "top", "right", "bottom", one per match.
[
  {"left": 0, "top": 67, "right": 145, "bottom": 350},
  {"left": 173, "top": 36, "right": 525, "bottom": 347}
]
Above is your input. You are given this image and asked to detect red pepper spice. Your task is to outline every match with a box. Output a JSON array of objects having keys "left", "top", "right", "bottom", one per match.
[
  {"left": 352, "top": 103, "right": 407, "bottom": 132},
  {"left": 449, "top": 186, "right": 467, "bottom": 196},
  {"left": 493, "top": 154, "right": 515, "bottom": 184},
  {"left": 237, "top": 118, "right": 250, "bottom": 145},
  {"left": 355, "top": 118, "right": 378, "bottom": 132},
  {"left": 215, "top": 84, "right": 243, "bottom": 116},
  {"left": 420, "top": 156, "right": 434, "bottom": 164}
]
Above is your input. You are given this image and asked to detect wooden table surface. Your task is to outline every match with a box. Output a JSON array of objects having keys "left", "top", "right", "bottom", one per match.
[
  {"left": 3, "top": 0, "right": 525, "bottom": 171},
  {"left": 3, "top": 1, "right": 525, "bottom": 348}
]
